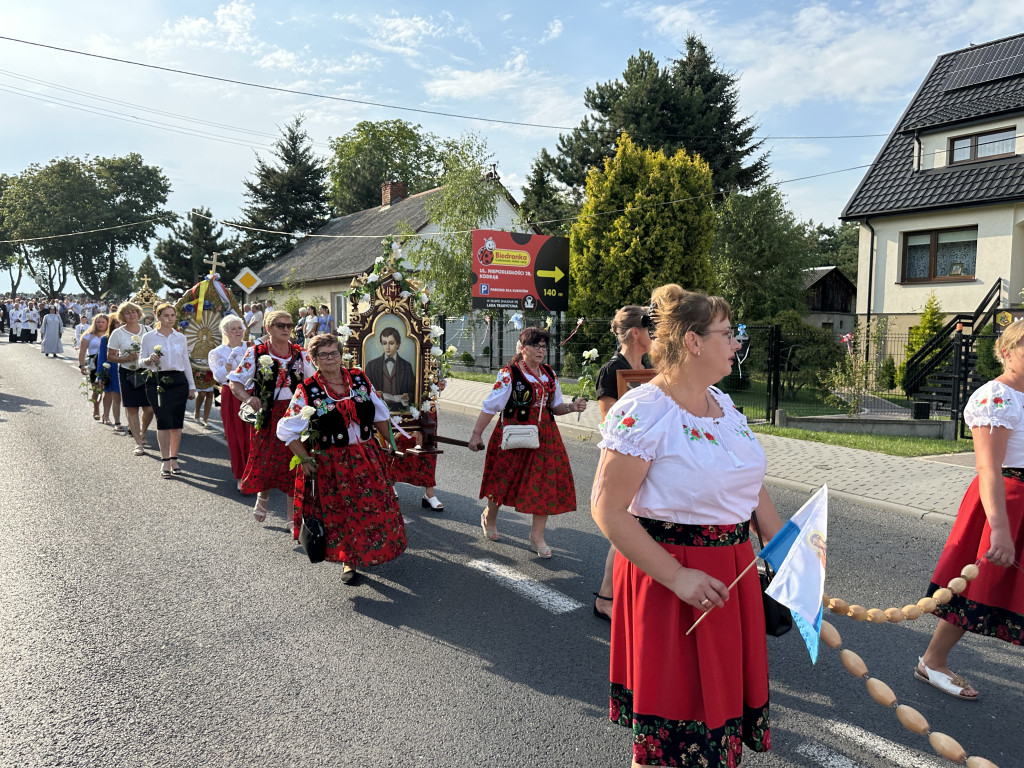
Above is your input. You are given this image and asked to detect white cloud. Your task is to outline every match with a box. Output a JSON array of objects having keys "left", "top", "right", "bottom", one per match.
[
  {"left": 362, "top": 13, "right": 445, "bottom": 57},
  {"left": 425, "top": 53, "right": 533, "bottom": 100},
  {"left": 141, "top": 0, "right": 262, "bottom": 56},
  {"left": 540, "top": 19, "right": 563, "bottom": 44}
]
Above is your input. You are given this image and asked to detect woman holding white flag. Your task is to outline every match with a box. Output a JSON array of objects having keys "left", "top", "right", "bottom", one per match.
[{"left": 591, "top": 284, "right": 782, "bottom": 768}]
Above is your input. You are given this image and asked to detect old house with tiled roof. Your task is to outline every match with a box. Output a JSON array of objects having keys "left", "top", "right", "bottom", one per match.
[
  {"left": 841, "top": 33, "right": 1024, "bottom": 333},
  {"left": 253, "top": 178, "right": 530, "bottom": 323}
]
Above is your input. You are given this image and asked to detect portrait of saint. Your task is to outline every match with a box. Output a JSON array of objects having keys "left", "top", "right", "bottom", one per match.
[{"left": 363, "top": 314, "right": 419, "bottom": 411}]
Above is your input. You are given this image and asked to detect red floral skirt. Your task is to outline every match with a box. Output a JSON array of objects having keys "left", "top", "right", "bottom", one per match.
[
  {"left": 610, "top": 518, "right": 770, "bottom": 767},
  {"left": 929, "top": 474, "right": 1024, "bottom": 644},
  {"left": 479, "top": 414, "right": 575, "bottom": 515},
  {"left": 220, "top": 384, "right": 253, "bottom": 481},
  {"left": 240, "top": 399, "right": 295, "bottom": 495},
  {"left": 293, "top": 440, "right": 406, "bottom": 567},
  {"left": 388, "top": 431, "right": 437, "bottom": 487}
]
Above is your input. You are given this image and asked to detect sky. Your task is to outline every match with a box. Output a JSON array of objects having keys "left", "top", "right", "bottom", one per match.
[{"left": 4, "top": 0, "right": 1024, "bottom": 294}]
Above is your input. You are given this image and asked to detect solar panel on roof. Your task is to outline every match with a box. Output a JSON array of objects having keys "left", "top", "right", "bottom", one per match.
[{"left": 945, "top": 37, "right": 1024, "bottom": 91}]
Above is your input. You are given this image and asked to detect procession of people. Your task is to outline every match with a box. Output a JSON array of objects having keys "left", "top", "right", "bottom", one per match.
[{"left": 5, "top": 283, "right": 1023, "bottom": 768}]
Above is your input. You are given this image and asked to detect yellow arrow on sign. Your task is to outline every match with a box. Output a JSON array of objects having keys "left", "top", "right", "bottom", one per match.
[{"left": 536, "top": 266, "right": 564, "bottom": 282}]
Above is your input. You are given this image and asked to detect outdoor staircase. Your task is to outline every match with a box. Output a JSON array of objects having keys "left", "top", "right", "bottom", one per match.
[{"left": 903, "top": 279, "right": 1002, "bottom": 418}]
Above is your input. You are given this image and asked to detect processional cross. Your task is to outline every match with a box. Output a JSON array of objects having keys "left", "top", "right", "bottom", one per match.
[{"left": 204, "top": 252, "right": 222, "bottom": 275}]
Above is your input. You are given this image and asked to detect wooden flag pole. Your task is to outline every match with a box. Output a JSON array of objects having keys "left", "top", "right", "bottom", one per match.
[{"left": 685, "top": 557, "right": 759, "bottom": 636}]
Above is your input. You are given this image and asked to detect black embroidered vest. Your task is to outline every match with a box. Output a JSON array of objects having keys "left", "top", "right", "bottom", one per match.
[
  {"left": 502, "top": 363, "right": 556, "bottom": 423},
  {"left": 303, "top": 372, "right": 376, "bottom": 448},
  {"left": 252, "top": 342, "right": 303, "bottom": 399}
]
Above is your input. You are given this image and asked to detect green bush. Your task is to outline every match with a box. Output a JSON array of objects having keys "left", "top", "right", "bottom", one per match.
[
  {"left": 481, "top": 345, "right": 491, "bottom": 357},
  {"left": 561, "top": 352, "right": 581, "bottom": 377},
  {"left": 459, "top": 351, "right": 476, "bottom": 366},
  {"left": 877, "top": 355, "right": 896, "bottom": 390},
  {"left": 974, "top": 324, "right": 1001, "bottom": 381}
]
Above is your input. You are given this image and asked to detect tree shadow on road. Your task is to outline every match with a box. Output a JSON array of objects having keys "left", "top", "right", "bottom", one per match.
[{"left": 0, "top": 391, "right": 52, "bottom": 422}]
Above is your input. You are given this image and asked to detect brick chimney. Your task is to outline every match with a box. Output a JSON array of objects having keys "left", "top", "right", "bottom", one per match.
[{"left": 381, "top": 180, "right": 408, "bottom": 207}]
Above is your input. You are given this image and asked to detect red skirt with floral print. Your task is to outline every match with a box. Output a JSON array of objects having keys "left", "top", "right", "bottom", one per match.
[
  {"left": 240, "top": 399, "right": 296, "bottom": 495},
  {"left": 293, "top": 440, "right": 406, "bottom": 567},
  {"left": 479, "top": 412, "right": 575, "bottom": 515},
  {"left": 928, "top": 475, "right": 1024, "bottom": 644},
  {"left": 387, "top": 431, "right": 438, "bottom": 487}
]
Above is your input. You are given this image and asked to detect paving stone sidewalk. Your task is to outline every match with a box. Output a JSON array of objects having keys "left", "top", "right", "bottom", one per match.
[{"left": 438, "top": 378, "right": 976, "bottom": 522}]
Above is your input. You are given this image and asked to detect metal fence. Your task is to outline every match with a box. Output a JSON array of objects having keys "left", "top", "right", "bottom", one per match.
[{"left": 440, "top": 313, "right": 981, "bottom": 424}]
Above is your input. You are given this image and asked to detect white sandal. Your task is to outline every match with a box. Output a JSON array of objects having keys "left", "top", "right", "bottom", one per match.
[
  {"left": 914, "top": 657, "right": 978, "bottom": 700},
  {"left": 421, "top": 494, "right": 444, "bottom": 510}
]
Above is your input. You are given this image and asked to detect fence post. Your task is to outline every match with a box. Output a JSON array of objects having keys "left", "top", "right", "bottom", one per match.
[
  {"left": 554, "top": 312, "right": 562, "bottom": 374},
  {"left": 487, "top": 314, "right": 493, "bottom": 371},
  {"left": 768, "top": 324, "right": 782, "bottom": 422},
  {"left": 950, "top": 324, "right": 963, "bottom": 440},
  {"left": 498, "top": 310, "right": 505, "bottom": 368}
]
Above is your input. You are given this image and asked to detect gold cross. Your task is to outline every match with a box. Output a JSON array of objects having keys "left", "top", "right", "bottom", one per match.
[
  {"left": 204, "top": 252, "right": 222, "bottom": 275},
  {"left": 140, "top": 274, "right": 151, "bottom": 290}
]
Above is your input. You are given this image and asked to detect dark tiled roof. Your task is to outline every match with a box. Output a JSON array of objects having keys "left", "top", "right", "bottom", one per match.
[
  {"left": 258, "top": 188, "right": 441, "bottom": 286},
  {"left": 842, "top": 33, "right": 1024, "bottom": 220},
  {"left": 802, "top": 266, "right": 835, "bottom": 290}
]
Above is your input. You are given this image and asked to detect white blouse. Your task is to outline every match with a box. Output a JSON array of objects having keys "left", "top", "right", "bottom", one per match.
[
  {"left": 108, "top": 325, "right": 151, "bottom": 370},
  {"left": 208, "top": 343, "right": 251, "bottom": 386},
  {"left": 598, "top": 384, "right": 767, "bottom": 526},
  {"left": 964, "top": 380, "right": 1024, "bottom": 465},
  {"left": 227, "top": 344, "right": 316, "bottom": 401},
  {"left": 81, "top": 332, "right": 103, "bottom": 357},
  {"left": 481, "top": 362, "right": 565, "bottom": 414},
  {"left": 139, "top": 329, "right": 197, "bottom": 389},
  {"left": 276, "top": 377, "right": 390, "bottom": 445}
]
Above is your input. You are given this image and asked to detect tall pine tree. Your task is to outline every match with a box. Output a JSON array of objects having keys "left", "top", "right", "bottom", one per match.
[
  {"left": 528, "top": 36, "right": 767, "bottom": 205},
  {"left": 154, "top": 208, "right": 238, "bottom": 295},
  {"left": 236, "top": 115, "right": 330, "bottom": 272}
]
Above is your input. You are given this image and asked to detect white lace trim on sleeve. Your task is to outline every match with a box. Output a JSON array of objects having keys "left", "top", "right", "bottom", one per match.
[{"left": 598, "top": 434, "right": 654, "bottom": 462}]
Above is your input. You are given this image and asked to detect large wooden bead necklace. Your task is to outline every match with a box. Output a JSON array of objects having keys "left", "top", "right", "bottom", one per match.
[{"left": 817, "top": 561, "right": 1000, "bottom": 767}]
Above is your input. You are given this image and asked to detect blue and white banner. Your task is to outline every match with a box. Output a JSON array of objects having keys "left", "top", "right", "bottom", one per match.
[{"left": 759, "top": 485, "right": 829, "bottom": 662}]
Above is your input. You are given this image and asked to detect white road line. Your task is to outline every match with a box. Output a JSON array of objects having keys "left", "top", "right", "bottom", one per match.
[
  {"left": 467, "top": 558, "right": 584, "bottom": 615},
  {"left": 826, "top": 721, "right": 946, "bottom": 768},
  {"left": 796, "top": 741, "right": 861, "bottom": 767}
]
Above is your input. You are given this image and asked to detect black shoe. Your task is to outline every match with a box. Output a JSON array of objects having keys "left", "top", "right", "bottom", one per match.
[
  {"left": 341, "top": 565, "right": 359, "bottom": 586},
  {"left": 593, "top": 593, "right": 613, "bottom": 622}
]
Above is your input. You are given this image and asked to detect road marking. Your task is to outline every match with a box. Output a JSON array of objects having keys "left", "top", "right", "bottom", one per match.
[
  {"left": 826, "top": 721, "right": 946, "bottom": 768},
  {"left": 796, "top": 742, "right": 861, "bottom": 767},
  {"left": 467, "top": 558, "right": 584, "bottom": 614}
]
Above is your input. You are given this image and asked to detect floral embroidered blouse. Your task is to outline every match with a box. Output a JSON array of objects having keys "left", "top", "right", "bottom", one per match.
[
  {"left": 597, "top": 383, "right": 766, "bottom": 526},
  {"left": 227, "top": 344, "right": 315, "bottom": 401},
  {"left": 276, "top": 371, "right": 389, "bottom": 445},
  {"left": 480, "top": 361, "right": 565, "bottom": 416},
  {"left": 964, "top": 380, "right": 1024, "bottom": 464},
  {"left": 208, "top": 342, "right": 251, "bottom": 386}
]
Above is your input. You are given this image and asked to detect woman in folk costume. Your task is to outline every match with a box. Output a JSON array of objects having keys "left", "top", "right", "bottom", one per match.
[
  {"left": 228, "top": 309, "right": 315, "bottom": 522},
  {"left": 209, "top": 315, "right": 254, "bottom": 492},
  {"left": 916, "top": 319, "right": 1024, "bottom": 701},
  {"left": 279, "top": 334, "right": 406, "bottom": 586},
  {"left": 467, "top": 326, "right": 587, "bottom": 558},
  {"left": 591, "top": 284, "right": 782, "bottom": 768}
]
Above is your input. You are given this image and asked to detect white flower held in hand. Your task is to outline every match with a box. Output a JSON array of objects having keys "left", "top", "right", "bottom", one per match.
[
  {"left": 258, "top": 354, "right": 273, "bottom": 368},
  {"left": 102, "top": 362, "right": 111, "bottom": 369},
  {"left": 153, "top": 345, "right": 163, "bottom": 354},
  {"left": 130, "top": 335, "right": 141, "bottom": 343},
  {"left": 300, "top": 405, "right": 316, "bottom": 420},
  {"left": 582, "top": 348, "right": 600, "bottom": 362}
]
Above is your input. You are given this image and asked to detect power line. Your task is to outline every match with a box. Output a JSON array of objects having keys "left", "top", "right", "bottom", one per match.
[{"left": 0, "top": 35, "right": 889, "bottom": 142}]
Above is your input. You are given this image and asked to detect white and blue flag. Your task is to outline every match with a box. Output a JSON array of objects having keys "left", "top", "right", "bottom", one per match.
[{"left": 759, "top": 485, "right": 829, "bottom": 663}]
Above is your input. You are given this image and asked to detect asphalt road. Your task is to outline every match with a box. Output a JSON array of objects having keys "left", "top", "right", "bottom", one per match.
[{"left": 1, "top": 341, "right": 1021, "bottom": 768}]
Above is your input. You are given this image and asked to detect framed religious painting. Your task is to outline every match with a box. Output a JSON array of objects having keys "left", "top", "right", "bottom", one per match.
[
  {"left": 344, "top": 237, "right": 446, "bottom": 432},
  {"left": 617, "top": 369, "right": 657, "bottom": 399}
]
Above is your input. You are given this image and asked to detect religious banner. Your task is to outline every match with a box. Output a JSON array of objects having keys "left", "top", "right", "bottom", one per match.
[
  {"left": 344, "top": 237, "right": 450, "bottom": 447},
  {"left": 172, "top": 265, "right": 244, "bottom": 394}
]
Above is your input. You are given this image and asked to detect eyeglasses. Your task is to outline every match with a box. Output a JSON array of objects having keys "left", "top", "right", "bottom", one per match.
[
  {"left": 698, "top": 327, "right": 749, "bottom": 342},
  {"left": 316, "top": 350, "right": 341, "bottom": 360},
  {"left": 527, "top": 344, "right": 548, "bottom": 351},
  {"left": 272, "top": 322, "right": 295, "bottom": 330}
]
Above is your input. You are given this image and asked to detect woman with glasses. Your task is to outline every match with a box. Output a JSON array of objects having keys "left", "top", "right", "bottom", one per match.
[
  {"left": 467, "top": 326, "right": 587, "bottom": 557},
  {"left": 592, "top": 305, "right": 654, "bottom": 621},
  {"left": 278, "top": 334, "right": 406, "bottom": 586},
  {"left": 228, "top": 310, "right": 315, "bottom": 522},
  {"left": 591, "top": 284, "right": 782, "bottom": 768},
  {"left": 139, "top": 303, "right": 198, "bottom": 478},
  {"left": 209, "top": 315, "right": 254, "bottom": 492}
]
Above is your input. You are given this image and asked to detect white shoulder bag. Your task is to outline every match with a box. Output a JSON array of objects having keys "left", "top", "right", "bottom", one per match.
[{"left": 500, "top": 423, "right": 539, "bottom": 451}]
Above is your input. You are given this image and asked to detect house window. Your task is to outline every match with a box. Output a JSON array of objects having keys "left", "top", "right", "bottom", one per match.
[
  {"left": 948, "top": 127, "right": 1016, "bottom": 164},
  {"left": 902, "top": 227, "right": 977, "bottom": 281}
]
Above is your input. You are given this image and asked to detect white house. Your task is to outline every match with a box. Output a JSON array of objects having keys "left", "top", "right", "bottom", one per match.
[
  {"left": 841, "top": 33, "right": 1024, "bottom": 334},
  {"left": 254, "top": 177, "right": 533, "bottom": 322}
]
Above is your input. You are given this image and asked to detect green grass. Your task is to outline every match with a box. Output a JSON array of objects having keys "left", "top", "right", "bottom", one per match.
[
  {"left": 750, "top": 424, "right": 974, "bottom": 457},
  {"left": 451, "top": 370, "right": 588, "bottom": 398}
]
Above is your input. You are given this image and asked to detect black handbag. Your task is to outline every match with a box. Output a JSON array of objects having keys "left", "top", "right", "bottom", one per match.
[
  {"left": 752, "top": 511, "right": 793, "bottom": 637},
  {"left": 298, "top": 478, "right": 327, "bottom": 564}
]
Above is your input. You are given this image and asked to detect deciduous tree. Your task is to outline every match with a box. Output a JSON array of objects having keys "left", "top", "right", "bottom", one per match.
[
  {"left": 712, "top": 185, "right": 811, "bottom": 323},
  {"left": 236, "top": 115, "right": 330, "bottom": 272},
  {"left": 328, "top": 120, "right": 441, "bottom": 215},
  {"left": 0, "top": 174, "right": 23, "bottom": 295},
  {"left": 569, "top": 133, "right": 717, "bottom": 337}
]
